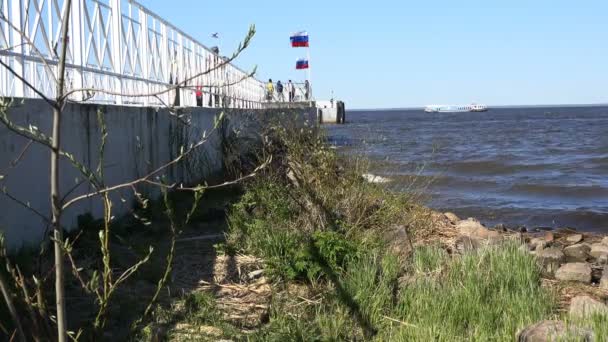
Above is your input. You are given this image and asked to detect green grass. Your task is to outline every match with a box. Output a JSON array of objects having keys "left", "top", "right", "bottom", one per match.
[
  {"left": 243, "top": 243, "right": 557, "bottom": 341},
  {"left": 387, "top": 243, "right": 556, "bottom": 341}
]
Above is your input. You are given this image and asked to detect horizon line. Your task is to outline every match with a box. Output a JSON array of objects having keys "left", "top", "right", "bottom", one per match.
[{"left": 348, "top": 102, "right": 608, "bottom": 111}]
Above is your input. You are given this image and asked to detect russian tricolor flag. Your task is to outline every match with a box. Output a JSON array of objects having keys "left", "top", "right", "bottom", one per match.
[
  {"left": 296, "top": 58, "right": 309, "bottom": 70},
  {"left": 290, "top": 31, "right": 309, "bottom": 47}
]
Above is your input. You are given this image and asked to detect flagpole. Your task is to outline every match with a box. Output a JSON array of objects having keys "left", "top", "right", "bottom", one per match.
[{"left": 306, "top": 40, "right": 312, "bottom": 106}]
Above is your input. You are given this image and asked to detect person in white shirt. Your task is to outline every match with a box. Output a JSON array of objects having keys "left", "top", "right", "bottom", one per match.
[{"left": 287, "top": 80, "right": 295, "bottom": 102}]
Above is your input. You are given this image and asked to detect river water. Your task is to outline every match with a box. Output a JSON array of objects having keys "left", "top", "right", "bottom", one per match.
[{"left": 326, "top": 106, "right": 608, "bottom": 232}]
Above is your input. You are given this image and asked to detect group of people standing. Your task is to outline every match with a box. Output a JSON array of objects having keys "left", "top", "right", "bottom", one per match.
[{"left": 266, "top": 79, "right": 310, "bottom": 102}]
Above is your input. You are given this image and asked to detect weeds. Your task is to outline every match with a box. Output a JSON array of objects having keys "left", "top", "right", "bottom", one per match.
[
  {"left": 221, "top": 123, "right": 568, "bottom": 341},
  {"left": 390, "top": 243, "right": 555, "bottom": 341}
]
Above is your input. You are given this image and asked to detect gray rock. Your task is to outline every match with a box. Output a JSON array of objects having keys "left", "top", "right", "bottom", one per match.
[
  {"left": 544, "top": 231, "right": 555, "bottom": 243},
  {"left": 600, "top": 266, "right": 608, "bottom": 290},
  {"left": 590, "top": 243, "right": 608, "bottom": 259},
  {"left": 569, "top": 295, "right": 608, "bottom": 319},
  {"left": 456, "top": 219, "right": 500, "bottom": 242},
  {"left": 517, "top": 320, "right": 594, "bottom": 342},
  {"left": 567, "top": 234, "right": 584, "bottom": 244},
  {"left": 529, "top": 237, "right": 547, "bottom": 251},
  {"left": 444, "top": 212, "right": 460, "bottom": 224},
  {"left": 563, "top": 243, "right": 590, "bottom": 262},
  {"left": 555, "top": 262, "right": 592, "bottom": 284},
  {"left": 494, "top": 223, "right": 508, "bottom": 232},
  {"left": 536, "top": 247, "right": 566, "bottom": 276},
  {"left": 602, "top": 236, "right": 608, "bottom": 246}
]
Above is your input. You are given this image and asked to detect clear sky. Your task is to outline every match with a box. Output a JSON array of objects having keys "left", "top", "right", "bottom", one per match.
[{"left": 144, "top": 0, "right": 608, "bottom": 109}]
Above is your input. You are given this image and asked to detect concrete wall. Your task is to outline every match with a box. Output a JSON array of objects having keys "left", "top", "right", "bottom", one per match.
[
  {"left": 0, "top": 99, "right": 316, "bottom": 249},
  {"left": 318, "top": 100, "right": 346, "bottom": 124}
]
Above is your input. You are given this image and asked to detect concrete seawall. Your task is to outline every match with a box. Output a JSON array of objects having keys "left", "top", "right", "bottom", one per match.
[{"left": 0, "top": 99, "right": 316, "bottom": 249}]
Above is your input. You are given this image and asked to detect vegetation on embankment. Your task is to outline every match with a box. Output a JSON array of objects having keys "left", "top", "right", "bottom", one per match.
[
  {"left": 3, "top": 118, "right": 607, "bottom": 341},
  {"left": 183, "top": 123, "right": 590, "bottom": 341}
]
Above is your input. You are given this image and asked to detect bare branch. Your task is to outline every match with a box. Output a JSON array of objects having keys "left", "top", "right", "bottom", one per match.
[
  {"left": 0, "top": 188, "right": 51, "bottom": 224},
  {"left": 0, "top": 59, "right": 57, "bottom": 108},
  {"left": 0, "top": 139, "right": 33, "bottom": 182},
  {"left": 0, "top": 235, "right": 27, "bottom": 342},
  {"left": 143, "top": 155, "right": 271, "bottom": 191},
  {"left": 62, "top": 128, "right": 217, "bottom": 210},
  {"left": 0, "top": 14, "right": 59, "bottom": 85}
]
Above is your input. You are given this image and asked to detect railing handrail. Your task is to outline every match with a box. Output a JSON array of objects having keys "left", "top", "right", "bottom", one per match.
[
  {"left": 128, "top": 0, "right": 262, "bottom": 85},
  {"left": 0, "top": 0, "right": 267, "bottom": 109}
]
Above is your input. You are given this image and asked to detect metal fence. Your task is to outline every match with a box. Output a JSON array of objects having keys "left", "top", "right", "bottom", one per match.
[{"left": 0, "top": 0, "right": 266, "bottom": 108}]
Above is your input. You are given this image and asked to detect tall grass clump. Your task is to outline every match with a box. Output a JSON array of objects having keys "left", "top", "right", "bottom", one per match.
[
  {"left": 226, "top": 122, "right": 419, "bottom": 282},
  {"left": 224, "top": 121, "right": 559, "bottom": 341},
  {"left": 387, "top": 242, "right": 555, "bottom": 341}
]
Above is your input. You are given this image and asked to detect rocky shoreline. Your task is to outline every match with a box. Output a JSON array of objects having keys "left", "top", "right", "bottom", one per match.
[{"left": 433, "top": 211, "right": 608, "bottom": 340}]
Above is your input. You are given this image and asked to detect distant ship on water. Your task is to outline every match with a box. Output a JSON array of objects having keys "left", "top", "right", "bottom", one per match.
[{"left": 424, "top": 103, "right": 488, "bottom": 113}]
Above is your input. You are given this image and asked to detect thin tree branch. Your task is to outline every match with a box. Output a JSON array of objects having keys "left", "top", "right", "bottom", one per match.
[
  {"left": 142, "top": 156, "right": 270, "bottom": 191},
  {"left": 0, "top": 14, "right": 59, "bottom": 85},
  {"left": 0, "top": 59, "right": 57, "bottom": 108},
  {"left": 62, "top": 129, "right": 217, "bottom": 210},
  {"left": 0, "top": 188, "right": 51, "bottom": 224}
]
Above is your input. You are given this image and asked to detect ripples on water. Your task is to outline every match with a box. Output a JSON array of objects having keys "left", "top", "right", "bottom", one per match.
[{"left": 326, "top": 106, "right": 608, "bottom": 232}]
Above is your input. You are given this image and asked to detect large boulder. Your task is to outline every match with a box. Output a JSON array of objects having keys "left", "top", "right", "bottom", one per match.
[
  {"left": 555, "top": 263, "right": 592, "bottom": 284},
  {"left": 590, "top": 243, "right": 608, "bottom": 259},
  {"left": 456, "top": 219, "right": 500, "bottom": 242},
  {"left": 563, "top": 243, "right": 590, "bottom": 262},
  {"left": 536, "top": 248, "right": 566, "bottom": 276},
  {"left": 569, "top": 295, "right": 608, "bottom": 319},
  {"left": 517, "top": 320, "right": 594, "bottom": 341},
  {"left": 529, "top": 237, "right": 547, "bottom": 251},
  {"left": 602, "top": 237, "right": 608, "bottom": 246},
  {"left": 566, "top": 234, "right": 583, "bottom": 244}
]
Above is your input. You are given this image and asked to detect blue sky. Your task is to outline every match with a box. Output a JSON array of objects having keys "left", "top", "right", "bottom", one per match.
[{"left": 145, "top": 0, "right": 608, "bottom": 109}]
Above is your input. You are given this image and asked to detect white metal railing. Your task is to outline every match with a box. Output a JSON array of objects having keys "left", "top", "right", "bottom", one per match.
[{"left": 0, "top": 0, "right": 266, "bottom": 108}]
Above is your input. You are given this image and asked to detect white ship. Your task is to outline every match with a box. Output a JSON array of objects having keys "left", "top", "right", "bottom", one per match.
[{"left": 424, "top": 103, "right": 488, "bottom": 113}]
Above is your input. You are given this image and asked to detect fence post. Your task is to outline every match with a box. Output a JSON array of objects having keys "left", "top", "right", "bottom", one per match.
[
  {"left": 177, "top": 33, "right": 184, "bottom": 107},
  {"left": 139, "top": 7, "right": 150, "bottom": 106},
  {"left": 110, "top": 0, "right": 122, "bottom": 104},
  {"left": 160, "top": 22, "right": 169, "bottom": 105},
  {"left": 10, "top": 0, "right": 24, "bottom": 97},
  {"left": 70, "top": 0, "right": 84, "bottom": 101}
]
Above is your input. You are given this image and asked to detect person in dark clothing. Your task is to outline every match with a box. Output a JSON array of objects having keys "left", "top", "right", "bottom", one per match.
[
  {"left": 276, "top": 81, "right": 284, "bottom": 102},
  {"left": 287, "top": 80, "right": 295, "bottom": 102}
]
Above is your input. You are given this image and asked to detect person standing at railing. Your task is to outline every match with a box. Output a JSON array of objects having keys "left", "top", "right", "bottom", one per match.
[
  {"left": 266, "top": 79, "right": 274, "bottom": 101},
  {"left": 287, "top": 80, "right": 295, "bottom": 102},
  {"left": 276, "top": 81, "right": 284, "bottom": 102},
  {"left": 195, "top": 86, "right": 203, "bottom": 107},
  {"left": 304, "top": 80, "right": 310, "bottom": 100}
]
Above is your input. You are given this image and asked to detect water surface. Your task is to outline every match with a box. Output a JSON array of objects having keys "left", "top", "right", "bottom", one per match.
[{"left": 326, "top": 106, "right": 608, "bottom": 232}]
